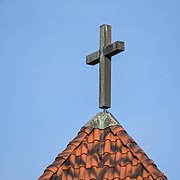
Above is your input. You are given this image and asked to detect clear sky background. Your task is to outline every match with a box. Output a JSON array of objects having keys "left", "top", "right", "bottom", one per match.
[{"left": 0, "top": 0, "right": 179, "bottom": 179}]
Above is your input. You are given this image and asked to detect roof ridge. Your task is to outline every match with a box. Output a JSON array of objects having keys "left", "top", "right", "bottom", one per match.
[
  {"left": 38, "top": 127, "right": 91, "bottom": 180},
  {"left": 110, "top": 125, "right": 167, "bottom": 179}
]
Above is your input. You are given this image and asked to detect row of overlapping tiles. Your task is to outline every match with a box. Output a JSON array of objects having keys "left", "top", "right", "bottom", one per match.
[
  {"left": 54, "top": 128, "right": 153, "bottom": 179},
  {"left": 54, "top": 165, "right": 154, "bottom": 180}
]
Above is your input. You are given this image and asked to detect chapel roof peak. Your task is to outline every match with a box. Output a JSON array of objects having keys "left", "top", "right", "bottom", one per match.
[
  {"left": 83, "top": 110, "right": 119, "bottom": 130},
  {"left": 38, "top": 112, "right": 167, "bottom": 180}
]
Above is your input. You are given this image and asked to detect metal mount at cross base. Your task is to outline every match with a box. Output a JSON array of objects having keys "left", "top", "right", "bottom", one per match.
[{"left": 86, "top": 24, "right": 125, "bottom": 109}]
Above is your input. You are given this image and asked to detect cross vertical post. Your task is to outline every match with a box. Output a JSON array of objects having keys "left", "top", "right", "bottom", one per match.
[
  {"left": 86, "top": 24, "right": 125, "bottom": 109},
  {"left": 99, "top": 25, "right": 111, "bottom": 108}
]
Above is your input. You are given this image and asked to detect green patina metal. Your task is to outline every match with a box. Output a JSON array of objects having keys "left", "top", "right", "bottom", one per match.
[{"left": 83, "top": 110, "right": 119, "bottom": 130}]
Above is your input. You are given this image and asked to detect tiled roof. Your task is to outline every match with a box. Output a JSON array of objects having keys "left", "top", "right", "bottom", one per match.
[{"left": 38, "top": 112, "right": 167, "bottom": 180}]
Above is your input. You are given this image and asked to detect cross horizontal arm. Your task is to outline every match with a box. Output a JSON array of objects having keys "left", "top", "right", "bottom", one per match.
[
  {"left": 104, "top": 41, "right": 124, "bottom": 58},
  {"left": 86, "top": 50, "right": 100, "bottom": 65}
]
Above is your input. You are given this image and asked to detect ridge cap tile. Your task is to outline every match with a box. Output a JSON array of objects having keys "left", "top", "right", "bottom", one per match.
[
  {"left": 157, "top": 176, "right": 168, "bottom": 180},
  {"left": 69, "top": 132, "right": 87, "bottom": 147},
  {"left": 46, "top": 165, "right": 58, "bottom": 173},
  {"left": 110, "top": 125, "right": 124, "bottom": 135},
  {"left": 116, "top": 131, "right": 134, "bottom": 146},
  {"left": 51, "top": 157, "right": 65, "bottom": 168},
  {"left": 80, "top": 126, "right": 92, "bottom": 135},
  {"left": 142, "top": 159, "right": 155, "bottom": 168},
  {"left": 146, "top": 164, "right": 164, "bottom": 179},
  {"left": 38, "top": 170, "right": 54, "bottom": 180}
]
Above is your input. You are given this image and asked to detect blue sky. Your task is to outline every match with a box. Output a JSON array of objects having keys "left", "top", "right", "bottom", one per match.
[{"left": 0, "top": 0, "right": 179, "bottom": 179}]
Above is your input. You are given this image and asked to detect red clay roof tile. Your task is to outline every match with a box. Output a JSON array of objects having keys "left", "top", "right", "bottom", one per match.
[
  {"left": 40, "top": 170, "right": 54, "bottom": 180},
  {"left": 38, "top": 112, "right": 167, "bottom": 180}
]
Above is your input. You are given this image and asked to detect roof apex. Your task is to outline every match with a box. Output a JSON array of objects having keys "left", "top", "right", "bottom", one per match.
[
  {"left": 38, "top": 112, "right": 167, "bottom": 180},
  {"left": 83, "top": 110, "right": 119, "bottom": 130}
]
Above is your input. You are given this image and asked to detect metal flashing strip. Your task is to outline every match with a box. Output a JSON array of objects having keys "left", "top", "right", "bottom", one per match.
[{"left": 83, "top": 111, "right": 119, "bottom": 130}]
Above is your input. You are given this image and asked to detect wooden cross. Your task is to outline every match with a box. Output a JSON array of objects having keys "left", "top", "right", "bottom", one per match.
[{"left": 86, "top": 24, "right": 124, "bottom": 109}]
